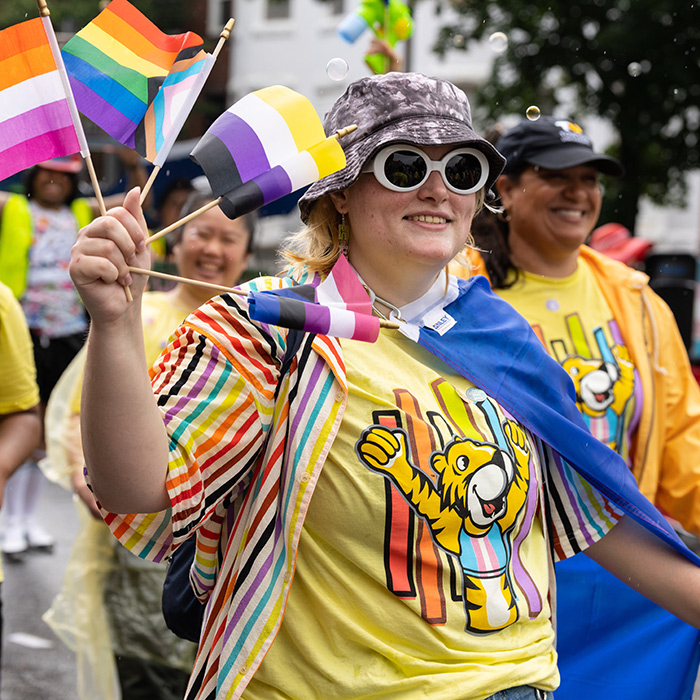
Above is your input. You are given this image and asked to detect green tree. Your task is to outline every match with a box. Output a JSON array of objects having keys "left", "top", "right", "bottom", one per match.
[
  {"left": 0, "top": 1, "right": 189, "bottom": 34},
  {"left": 434, "top": 0, "right": 700, "bottom": 230}
]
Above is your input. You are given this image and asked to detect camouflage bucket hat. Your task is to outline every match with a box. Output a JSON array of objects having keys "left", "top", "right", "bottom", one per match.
[{"left": 299, "top": 72, "right": 506, "bottom": 223}]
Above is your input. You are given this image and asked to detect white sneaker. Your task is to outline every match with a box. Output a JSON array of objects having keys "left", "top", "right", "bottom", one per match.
[
  {"left": 2, "top": 523, "right": 28, "bottom": 560},
  {"left": 25, "top": 521, "right": 55, "bottom": 551}
]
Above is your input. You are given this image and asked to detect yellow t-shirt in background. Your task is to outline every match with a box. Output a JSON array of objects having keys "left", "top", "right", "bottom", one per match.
[
  {"left": 246, "top": 329, "right": 558, "bottom": 700},
  {"left": 496, "top": 262, "right": 640, "bottom": 463}
]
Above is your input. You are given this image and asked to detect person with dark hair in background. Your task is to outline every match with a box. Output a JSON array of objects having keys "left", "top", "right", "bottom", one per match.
[
  {"left": 464, "top": 115, "right": 700, "bottom": 698},
  {"left": 68, "top": 75, "right": 700, "bottom": 700},
  {"left": 0, "top": 152, "right": 146, "bottom": 560}
]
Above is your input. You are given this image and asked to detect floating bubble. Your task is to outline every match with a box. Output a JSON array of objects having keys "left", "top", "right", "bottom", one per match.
[
  {"left": 627, "top": 62, "right": 642, "bottom": 77},
  {"left": 452, "top": 34, "right": 465, "bottom": 48},
  {"left": 326, "top": 58, "right": 349, "bottom": 82},
  {"left": 488, "top": 32, "right": 508, "bottom": 54},
  {"left": 526, "top": 105, "right": 541, "bottom": 121}
]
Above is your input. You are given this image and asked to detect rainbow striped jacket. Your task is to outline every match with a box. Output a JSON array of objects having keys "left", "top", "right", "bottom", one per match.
[{"left": 101, "top": 273, "right": 624, "bottom": 700}]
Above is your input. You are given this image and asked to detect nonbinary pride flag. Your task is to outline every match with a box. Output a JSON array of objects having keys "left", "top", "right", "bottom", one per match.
[
  {"left": 190, "top": 85, "right": 346, "bottom": 220},
  {"left": 0, "top": 17, "right": 87, "bottom": 181},
  {"left": 248, "top": 256, "right": 381, "bottom": 342},
  {"left": 62, "top": 0, "right": 207, "bottom": 161}
]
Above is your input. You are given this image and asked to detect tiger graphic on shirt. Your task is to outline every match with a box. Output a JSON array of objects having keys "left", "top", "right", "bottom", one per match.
[{"left": 356, "top": 386, "right": 533, "bottom": 634}]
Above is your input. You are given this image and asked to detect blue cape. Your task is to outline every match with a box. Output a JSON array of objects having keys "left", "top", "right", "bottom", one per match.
[{"left": 416, "top": 276, "right": 700, "bottom": 566}]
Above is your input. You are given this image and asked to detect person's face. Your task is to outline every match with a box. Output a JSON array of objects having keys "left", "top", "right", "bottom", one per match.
[
  {"left": 32, "top": 168, "right": 73, "bottom": 208},
  {"left": 331, "top": 144, "right": 478, "bottom": 290},
  {"left": 497, "top": 164, "right": 603, "bottom": 258},
  {"left": 172, "top": 206, "right": 251, "bottom": 299}
]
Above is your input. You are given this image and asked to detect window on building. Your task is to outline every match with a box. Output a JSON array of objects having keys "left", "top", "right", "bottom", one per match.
[{"left": 265, "top": 0, "right": 291, "bottom": 20}]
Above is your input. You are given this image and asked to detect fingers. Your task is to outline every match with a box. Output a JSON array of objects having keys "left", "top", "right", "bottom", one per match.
[{"left": 71, "top": 188, "right": 148, "bottom": 289}]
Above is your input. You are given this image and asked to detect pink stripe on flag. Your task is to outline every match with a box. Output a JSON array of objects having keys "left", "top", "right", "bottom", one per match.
[
  {"left": 0, "top": 101, "right": 74, "bottom": 152},
  {"left": 316, "top": 254, "right": 373, "bottom": 315},
  {"left": 0, "top": 126, "right": 80, "bottom": 181}
]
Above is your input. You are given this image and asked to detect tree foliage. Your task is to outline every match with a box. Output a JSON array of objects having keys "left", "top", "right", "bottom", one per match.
[
  {"left": 433, "top": 0, "right": 700, "bottom": 229},
  {"left": 0, "top": 1, "right": 189, "bottom": 35}
]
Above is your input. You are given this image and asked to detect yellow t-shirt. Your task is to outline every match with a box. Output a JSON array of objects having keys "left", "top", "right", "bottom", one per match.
[
  {"left": 496, "top": 263, "right": 640, "bottom": 462},
  {"left": 246, "top": 329, "right": 558, "bottom": 700},
  {"left": 69, "top": 290, "right": 194, "bottom": 414},
  {"left": 0, "top": 281, "right": 39, "bottom": 414}
]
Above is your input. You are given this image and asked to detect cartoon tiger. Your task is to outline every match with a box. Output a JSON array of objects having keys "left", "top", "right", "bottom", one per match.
[
  {"left": 356, "top": 420, "right": 530, "bottom": 634},
  {"left": 561, "top": 345, "right": 634, "bottom": 451}
]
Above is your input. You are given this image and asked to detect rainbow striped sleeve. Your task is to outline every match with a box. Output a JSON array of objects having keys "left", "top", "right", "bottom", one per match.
[
  {"left": 190, "top": 85, "right": 346, "bottom": 219},
  {"left": 62, "top": 0, "right": 207, "bottom": 159},
  {"left": 0, "top": 17, "right": 81, "bottom": 181}
]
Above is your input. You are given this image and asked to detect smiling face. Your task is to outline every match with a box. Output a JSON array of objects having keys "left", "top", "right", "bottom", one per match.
[
  {"left": 497, "top": 164, "right": 602, "bottom": 276},
  {"left": 330, "top": 144, "right": 477, "bottom": 305},
  {"left": 173, "top": 206, "right": 251, "bottom": 305}
]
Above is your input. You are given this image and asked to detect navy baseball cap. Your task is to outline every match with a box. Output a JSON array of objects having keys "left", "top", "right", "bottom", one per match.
[{"left": 496, "top": 116, "right": 624, "bottom": 177}]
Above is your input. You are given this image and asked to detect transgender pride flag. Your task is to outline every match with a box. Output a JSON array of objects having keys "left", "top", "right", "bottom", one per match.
[
  {"left": 247, "top": 255, "right": 381, "bottom": 342},
  {"left": 190, "top": 85, "right": 346, "bottom": 220},
  {"left": 62, "top": 0, "right": 210, "bottom": 164},
  {"left": 0, "top": 16, "right": 88, "bottom": 181}
]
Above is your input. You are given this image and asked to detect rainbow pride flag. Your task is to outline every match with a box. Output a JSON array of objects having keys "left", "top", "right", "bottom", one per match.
[
  {"left": 190, "top": 85, "right": 346, "bottom": 219},
  {"left": 0, "top": 16, "right": 88, "bottom": 182},
  {"left": 247, "top": 255, "right": 381, "bottom": 342},
  {"left": 62, "top": 0, "right": 209, "bottom": 163}
]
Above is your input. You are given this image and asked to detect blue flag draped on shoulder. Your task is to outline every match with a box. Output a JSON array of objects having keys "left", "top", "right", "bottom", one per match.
[{"left": 411, "top": 275, "right": 700, "bottom": 566}]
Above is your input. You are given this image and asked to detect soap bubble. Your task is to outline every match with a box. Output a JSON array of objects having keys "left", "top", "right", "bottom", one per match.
[
  {"left": 627, "top": 62, "right": 642, "bottom": 77},
  {"left": 326, "top": 58, "right": 349, "bottom": 81},
  {"left": 488, "top": 32, "right": 508, "bottom": 54},
  {"left": 526, "top": 105, "right": 541, "bottom": 121},
  {"left": 452, "top": 34, "right": 465, "bottom": 48}
]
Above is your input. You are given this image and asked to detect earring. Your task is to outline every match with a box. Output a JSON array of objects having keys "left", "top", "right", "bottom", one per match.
[
  {"left": 496, "top": 208, "right": 511, "bottom": 223},
  {"left": 338, "top": 214, "right": 349, "bottom": 256}
]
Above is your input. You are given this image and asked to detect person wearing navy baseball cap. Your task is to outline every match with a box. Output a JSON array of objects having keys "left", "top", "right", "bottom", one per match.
[{"left": 465, "top": 115, "right": 700, "bottom": 699}]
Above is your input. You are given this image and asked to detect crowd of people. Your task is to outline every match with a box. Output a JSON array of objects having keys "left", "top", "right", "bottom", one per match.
[{"left": 2, "top": 60, "right": 700, "bottom": 700}]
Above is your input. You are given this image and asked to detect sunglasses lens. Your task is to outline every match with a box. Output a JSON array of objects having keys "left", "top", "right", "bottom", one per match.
[
  {"left": 445, "top": 153, "right": 483, "bottom": 192},
  {"left": 383, "top": 150, "right": 428, "bottom": 189}
]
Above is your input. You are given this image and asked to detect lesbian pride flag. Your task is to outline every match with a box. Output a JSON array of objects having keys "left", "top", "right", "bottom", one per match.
[
  {"left": 62, "top": 0, "right": 210, "bottom": 163},
  {"left": 247, "top": 255, "right": 381, "bottom": 342},
  {"left": 0, "top": 17, "right": 88, "bottom": 182},
  {"left": 190, "top": 85, "right": 346, "bottom": 219}
]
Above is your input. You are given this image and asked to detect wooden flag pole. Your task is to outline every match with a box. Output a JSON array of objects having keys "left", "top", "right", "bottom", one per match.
[
  {"left": 144, "top": 123, "right": 358, "bottom": 246},
  {"left": 126, "top": 266, "right": 400, "bottom": 329},
  {"left": 139, "top": 18, "right": 236, "bottom": 206}
]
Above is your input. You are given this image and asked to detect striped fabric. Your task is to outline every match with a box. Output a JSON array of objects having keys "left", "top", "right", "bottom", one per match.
[
  {"left": 62, "top": 0, "right": 208, "bottom": 162},
  {"left": 0, "top": 17, "right": 86, "bottom": 181},
  {"left": 190, "top": 85, "right": 346, "bottom": 220},
  {"left": 99, "top": 270, "right": 627, "bottom": 700},
  {"left": 247, "top": 255, "right": 381, "bottom": 342}
]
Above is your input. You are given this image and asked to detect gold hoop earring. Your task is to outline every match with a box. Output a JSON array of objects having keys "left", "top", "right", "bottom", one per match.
[
  {"left": 338, "top": 214, "right": 349, "bottom": 256},
  {"left": 496, "top": 208, "right": 511, "bottom": 223}
]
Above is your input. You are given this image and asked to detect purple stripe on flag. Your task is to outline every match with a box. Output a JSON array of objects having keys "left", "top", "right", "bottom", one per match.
[
  {"left": 68, "top": 76, "right": 138, "bottom": 147},
  {"left": 0, "top": 127, "right": 80, "bottom": 181},
  {"left": 254, "top": 165, "right": 293, "bottom": 205},
  {"left": 0, "top": 101, "right": 74, "bottom": 153},
  {"left": 209, "top": 111, "right": 269, "bottom": 182}
]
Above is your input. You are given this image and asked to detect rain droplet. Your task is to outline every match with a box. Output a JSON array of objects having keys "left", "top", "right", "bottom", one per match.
[
  {"left": 326, "top": 58, "right": 349, "bottom": 82},
  {"left": 627, "top": 62, "right": 642, "bottom": 77},
  {"left": 526, "top": 105, "right": 541, "bottom": 121},
  {"left": 488, "top": 32, "right": 508, "bottom": 54}
]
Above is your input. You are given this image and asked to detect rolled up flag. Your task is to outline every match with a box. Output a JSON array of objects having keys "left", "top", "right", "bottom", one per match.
[
  {"left": 248, "top": 255, "right": 381, "bottom": 342},
  {"left": 0, "top": 16, "right": 89, "bottom": 181},
  {"left": 190, "top": 85, "right": 346, "bottom": 219},
  {"left": 62, "top": 0, "right": 211, "bottom": 164}
]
